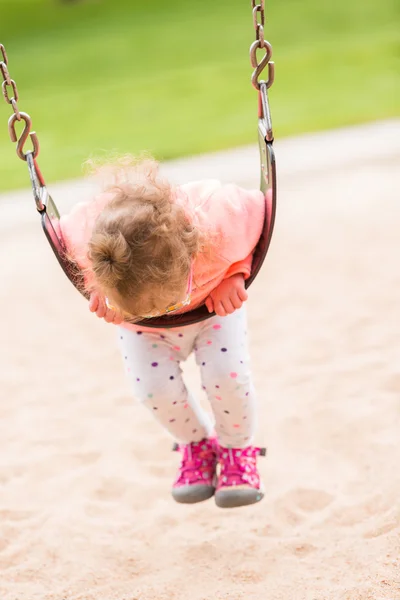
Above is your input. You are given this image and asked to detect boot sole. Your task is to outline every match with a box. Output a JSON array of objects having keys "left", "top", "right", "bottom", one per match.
[
  {"left": 215, "top": 488, "right": 264, "bottom": 508},
  {"left": 172, "top": 484, "right": 215, "bottom": 504}
]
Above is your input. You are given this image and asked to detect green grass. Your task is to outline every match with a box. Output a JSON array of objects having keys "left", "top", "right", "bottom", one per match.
[{"left": 0, "top": 0, "right": 398, "bottom": 191}]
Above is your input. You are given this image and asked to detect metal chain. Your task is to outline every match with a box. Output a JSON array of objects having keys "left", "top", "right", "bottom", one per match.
[
  {"left": 0, "top": 43, "right": 40, "bottom": 161},
  {"left": 250, "top": 0, "right": 274, "bottom": 90}
]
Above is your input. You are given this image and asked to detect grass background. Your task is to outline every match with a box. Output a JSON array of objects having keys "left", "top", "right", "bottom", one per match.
[{"left": 0, "top": 0, "right": 398, "bottom": 191}]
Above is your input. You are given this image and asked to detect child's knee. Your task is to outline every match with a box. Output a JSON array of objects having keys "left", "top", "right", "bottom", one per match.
[{"left": 202, "top": 365, "right": 253, "bottom": 398}]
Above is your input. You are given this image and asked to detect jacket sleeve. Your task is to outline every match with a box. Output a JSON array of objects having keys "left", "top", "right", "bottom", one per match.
[
  {"left": 225, "top": 254, "right": 253, "bottom": 280},
  {"left": 201, "top": 183, "right": 265, "bottom": 280},
  {"left": 59, "top": 193, "right": 112, "bottom": 293}
]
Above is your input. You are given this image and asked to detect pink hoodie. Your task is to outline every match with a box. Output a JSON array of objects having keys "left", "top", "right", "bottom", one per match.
[{"left": 60, "top": 179, "right": 265, "bottom": 332}]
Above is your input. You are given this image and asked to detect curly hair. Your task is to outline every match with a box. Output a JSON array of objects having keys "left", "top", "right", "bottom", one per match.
[{"left": 87, "top": 155, "right": 199, "bottom": 316}]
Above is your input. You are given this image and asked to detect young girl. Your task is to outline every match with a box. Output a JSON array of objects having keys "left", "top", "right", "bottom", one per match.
[{"left": 60, "top": 157, "right": 267, "bottom": 509}]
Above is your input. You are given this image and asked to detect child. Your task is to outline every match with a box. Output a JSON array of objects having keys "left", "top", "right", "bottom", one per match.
[{"left": 60, "top": 157, "right": 267, "bottom": 508}]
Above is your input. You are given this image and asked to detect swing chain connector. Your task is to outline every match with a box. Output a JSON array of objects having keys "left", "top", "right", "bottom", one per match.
[
  {"left": 26, "top": 151, "right": 46, "bottom": 213},
  {"left": 250, "top": 0, "right": 275, "bottom": 91},
  {"left": 0, "top": 43, "right": 41, "bottom": 161},
  {"left": 8, "top": 112, "right": 40, "bottom": 161}
]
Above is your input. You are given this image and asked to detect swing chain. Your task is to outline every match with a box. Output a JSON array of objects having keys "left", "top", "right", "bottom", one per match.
[
  {"left": 250, "top": 0, "right": 274, "bottom": 90},
  {"left": 0, "top": 43, "right": 40, "bottom": 161}
]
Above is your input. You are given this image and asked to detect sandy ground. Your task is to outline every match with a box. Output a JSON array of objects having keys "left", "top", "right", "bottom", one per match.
[{"left": 0, "top": 120, "right": 399, "bottom": 600}]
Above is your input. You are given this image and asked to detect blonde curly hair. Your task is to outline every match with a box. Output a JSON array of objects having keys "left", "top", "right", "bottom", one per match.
[{"left": 87, "top": 155, "right": 199, "bottom": 317}]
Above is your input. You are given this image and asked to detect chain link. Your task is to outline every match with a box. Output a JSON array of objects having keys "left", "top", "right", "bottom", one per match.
[
  {"left": 2, "top": 78, "right": 19, "bottom": 103},
  {"left": 0, "top": 43, "right": 8, "bottom": 66},
  {"left": 252, "top": 3, "right": 265, "bottom": 46},
  {"left": 0, "top": 63, "right": 11, "bottom": 86},
  {"left": 250, "top": 0, "right": 274, "bottom": 90},
  {"left": 0, "top": 42, "right": 40, "bottom": 160}
]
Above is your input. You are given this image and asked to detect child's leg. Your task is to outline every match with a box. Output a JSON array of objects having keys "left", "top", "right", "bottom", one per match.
[
  {"left": 118, "top": 327, "right": 213, "bottom": 444},
  {"left": 194, "top": 307, "right": 257, "bottom": 448},
  {"left": 195, "top": 308, "right": 264, "bottom": 507}
]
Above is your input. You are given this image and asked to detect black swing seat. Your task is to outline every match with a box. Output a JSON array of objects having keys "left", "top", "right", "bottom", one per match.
[{"left": 37, "top": 89, "right": 276, "bottom": 329}]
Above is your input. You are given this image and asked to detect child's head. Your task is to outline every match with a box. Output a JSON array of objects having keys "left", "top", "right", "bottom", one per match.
[{"left": 87, "top": 157, "right": 199, "bottom": 319}]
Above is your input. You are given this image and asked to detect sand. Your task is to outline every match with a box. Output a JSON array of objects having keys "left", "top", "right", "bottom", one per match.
[{"left": 0, "top": 120, "right": 399, "bottom": 600}]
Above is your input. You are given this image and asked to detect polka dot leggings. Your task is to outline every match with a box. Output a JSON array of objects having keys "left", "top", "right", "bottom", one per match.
[{"left": 117, "top": 307, "right": 257, "bottom": 448}]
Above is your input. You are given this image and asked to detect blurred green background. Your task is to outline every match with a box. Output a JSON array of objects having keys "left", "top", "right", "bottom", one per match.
[{"left": 0, "top": 0, "right": 398, "bottom": 191}]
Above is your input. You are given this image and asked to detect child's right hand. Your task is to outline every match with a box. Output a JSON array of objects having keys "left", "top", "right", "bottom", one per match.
[{"left": 89, "top": 292, "right": 123, "bottom": 324}]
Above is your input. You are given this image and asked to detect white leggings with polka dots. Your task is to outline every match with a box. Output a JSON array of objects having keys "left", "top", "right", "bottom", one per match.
[{"left": 117, "top": 307, "right": 257, "bottom": 448}]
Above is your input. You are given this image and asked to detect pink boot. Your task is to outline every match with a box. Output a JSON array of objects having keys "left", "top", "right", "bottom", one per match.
[
  {"left": 172, "top": 438, "right": 217, "bottom": 504},
  {"left": 215, "top": 445, "right": 266, "bottom": 508}
]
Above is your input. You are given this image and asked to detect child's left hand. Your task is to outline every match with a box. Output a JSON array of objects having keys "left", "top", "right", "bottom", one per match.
[
  {"left": 89, "top": 291, "right": 124, "bottom": 325},
  {"left": 205, "top": 273, "right": 248, "bottom": 316}
]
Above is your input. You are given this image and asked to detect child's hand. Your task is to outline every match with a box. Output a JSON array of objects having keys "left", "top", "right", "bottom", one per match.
[
  {"left": 89, "top": 292, "right": 123, "bottom": 325},
  {"left": 205, "top": 274, "right": 248, "bottom": 316}
]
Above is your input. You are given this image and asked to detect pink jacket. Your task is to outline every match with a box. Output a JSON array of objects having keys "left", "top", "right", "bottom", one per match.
[{"left": 60, "top": 179, "right": 265, "bottom": 332}]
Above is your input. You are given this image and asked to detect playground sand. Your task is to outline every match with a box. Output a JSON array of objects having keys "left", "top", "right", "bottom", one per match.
[{"left": 0, "top": 120, "right": 399, "bottom": 599}]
